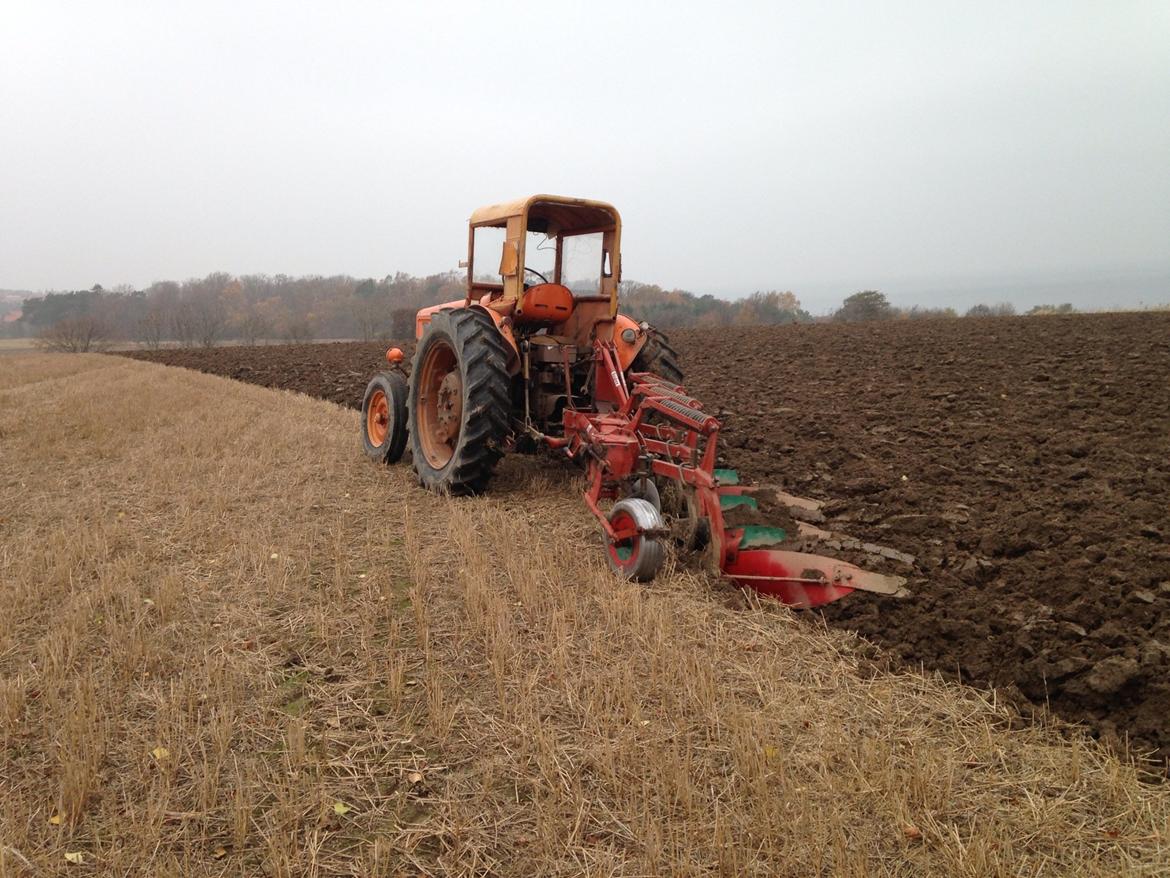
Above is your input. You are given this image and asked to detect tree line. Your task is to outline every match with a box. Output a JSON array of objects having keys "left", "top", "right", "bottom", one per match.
[
  {"left": 15, "top": 272, "right": 467, "bottom": 351},
  {"left": 7, "top": 274, "right": 1080, "bottom": 352},
  {"left": 11, "top": 273, "right": 816, "bottom": 350},
  {"left": 831, "top": 290, "right": 1076, "bottom": 322},
  {"left": 617, "top": 283, "right": 811, "bottom": 327}
]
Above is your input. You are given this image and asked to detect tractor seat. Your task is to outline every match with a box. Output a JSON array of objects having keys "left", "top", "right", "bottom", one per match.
[{"left": 516, "top": 283, "right": 574, "bottom": 326}]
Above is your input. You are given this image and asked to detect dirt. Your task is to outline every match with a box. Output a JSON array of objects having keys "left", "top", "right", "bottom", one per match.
[
  {"left": 124, "top": 341, "right": 412, "bottom": 409},
  {"left": 123, "top": 312, "right": 1170, "bottom": 766},
  {"left": 674, "top": 313, "right": 1170, "bottom": 766},
  {"left": 721, "top": 489, "right": 800, "bottom": 533}
]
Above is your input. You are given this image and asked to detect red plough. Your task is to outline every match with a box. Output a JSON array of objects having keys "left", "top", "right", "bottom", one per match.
[{"left": 560, "top": 340, "right": 908, "bottom": 607}]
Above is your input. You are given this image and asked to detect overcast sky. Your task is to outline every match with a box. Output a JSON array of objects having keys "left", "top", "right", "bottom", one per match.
[{"left": 2, "top": 1, "right": 1168, "bottom": 311}]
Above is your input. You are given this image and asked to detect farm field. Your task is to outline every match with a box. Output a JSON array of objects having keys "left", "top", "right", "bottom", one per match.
[
  {"left": 0, "top": 339, "right": 38, "bottom": 355},
  {"left": 4, "top": 353, "right": 1169, "bottom": 875},
  {"left": 125, "top": 312, "right": 1170, "bottom": 769}
]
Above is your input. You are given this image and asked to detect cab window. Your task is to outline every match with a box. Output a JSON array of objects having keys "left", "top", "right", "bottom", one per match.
[
  {"left": 471, "top": 225, "right": 506, "bottom": 285},
  {"left": 561, "top": 232, "right": 604, "bottom": 296},
  {"left": 524, "top": 231, "right": 557, "bottom": 284}
]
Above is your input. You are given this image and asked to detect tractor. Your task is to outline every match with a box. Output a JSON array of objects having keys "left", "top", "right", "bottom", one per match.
[{"left": 360, "top": 195, "right": 906, "bottom": 607}]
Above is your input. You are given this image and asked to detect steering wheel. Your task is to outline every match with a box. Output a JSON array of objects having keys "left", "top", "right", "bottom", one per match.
[{"left": 524, "top": 267, "right": 550, "bottom": 285}]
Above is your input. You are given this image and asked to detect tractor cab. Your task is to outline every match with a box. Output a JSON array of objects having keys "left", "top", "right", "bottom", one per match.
[
  {"left": 404, "top": 195, "right": 683, "bottom": 438},
  {"left": 466, "top": 194, "right": 621, "bottom": 333},
  {"left": 467, "top": 195, "right": 622, "bottom": 309},
  {"left": 460, "top": 197, "right": 641, "bottom": 357}
]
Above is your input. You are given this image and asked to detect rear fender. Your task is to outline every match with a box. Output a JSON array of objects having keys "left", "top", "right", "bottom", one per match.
[
  {"left": 414, "top": 299, "right": 466, "bottom": 338},
  {"left": 416, "top": 301, "right": 520, "bottom": 374}
]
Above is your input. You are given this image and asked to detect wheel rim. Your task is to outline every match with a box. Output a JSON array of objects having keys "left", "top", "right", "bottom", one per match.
[
  {"left": 607, "top": 509, "right": 639, "bottom": 565},
  {"left": 366, "top": 389, "right": 390, "bottom": 446},
  {"left": 417, "top": 339, "right": 462, "bottom": 469}
]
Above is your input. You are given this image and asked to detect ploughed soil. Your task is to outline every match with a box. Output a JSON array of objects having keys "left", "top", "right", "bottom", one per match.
[{"left": 123, "top": 312, "right": 1170, "bottom": 766}]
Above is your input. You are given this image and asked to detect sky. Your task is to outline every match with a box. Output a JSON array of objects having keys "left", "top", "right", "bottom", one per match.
[{"left": 2, "top": 1, "right": 1168, "bottom": 313}]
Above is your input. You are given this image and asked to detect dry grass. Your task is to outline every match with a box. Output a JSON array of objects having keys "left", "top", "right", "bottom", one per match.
[
  {"left": 0, "top": 338, "right": 40, "bottom": 356},
  {"left": 1, "top": 353, "right": 1168, "bottom": 876}
]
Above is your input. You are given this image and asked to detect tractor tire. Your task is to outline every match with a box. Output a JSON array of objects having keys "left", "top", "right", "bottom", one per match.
[
  {"left": 630, "top": 328, "right": 684, "bottom": 385},
  {"left": 408, "top": 308, "right": 511, "bottom": 495},
  {"left": 361, "top": 371, "right": 409, "bottom": 464}
]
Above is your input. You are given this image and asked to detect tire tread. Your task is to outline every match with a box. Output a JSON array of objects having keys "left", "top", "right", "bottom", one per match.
[{"left": 408, "top": 308, "right": 512, "bottom": 495}]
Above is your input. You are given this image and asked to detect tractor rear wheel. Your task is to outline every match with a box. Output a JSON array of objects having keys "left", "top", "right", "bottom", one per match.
[
  {"left": 408, "top": 308, "right": 511, "bottom": 495},
  {"left": 630, "top": 328, "right": 684, "bottom": 385},
  {"left": 361, "top": 372, "right": 408, "bottom": 464}
]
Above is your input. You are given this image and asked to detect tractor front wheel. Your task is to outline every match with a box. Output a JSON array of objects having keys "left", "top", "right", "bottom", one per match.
[
  {"left": 408, "top": 308, "right": 511, "bottom": 495},
  {"left": 361, "top": 372, "right": 408, "bottom": 464}
]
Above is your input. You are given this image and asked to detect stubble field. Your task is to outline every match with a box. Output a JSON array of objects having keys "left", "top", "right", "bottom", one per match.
[
  {"left": 4, "top": 352, "right": 1170, "bottom": 875},
  {"left": 124, "top": 312, "right": 1170, "bottom": 769}
]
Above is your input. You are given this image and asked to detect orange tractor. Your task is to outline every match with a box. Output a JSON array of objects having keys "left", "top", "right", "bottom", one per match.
[{"left": 361, "top": 195, "right": 905, "bottom": 607}]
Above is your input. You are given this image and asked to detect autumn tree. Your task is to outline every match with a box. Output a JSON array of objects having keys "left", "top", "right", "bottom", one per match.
[
  {"left": 834, "top": 290, "right": 892, "bottom": 322},
  {"left": 21, "top": 288, "right": 110, "bottom": 329},
  {"left": 734, "top": 291, "right": 808, "bottom": 324},
  {"left": 1026, "top": 303, "right": 1075, "bottom": 315},
  {"left": 238, "top": 309, "right": 272, "bottom": 345},
  {"left": 899, "top": 305, "right": 958, "bottom": 320},
  {"left": 966, "top": 302, "right": 1017, "bottom": 317},
  {"left": 13, "top": 269, "right": 847, "bottom": 342},
  {"left": 23, "top": 285, "right": 123, "bottom": 349}
]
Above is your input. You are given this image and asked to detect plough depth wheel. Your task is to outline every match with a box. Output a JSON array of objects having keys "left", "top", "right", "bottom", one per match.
[{"left": 605, "top": 498, "right": 666, "bottom": 582}]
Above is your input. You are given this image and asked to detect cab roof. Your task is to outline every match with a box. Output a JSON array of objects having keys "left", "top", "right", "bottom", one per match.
[{"left": 469, "top": 194, "right": 620, "bottom": 234}]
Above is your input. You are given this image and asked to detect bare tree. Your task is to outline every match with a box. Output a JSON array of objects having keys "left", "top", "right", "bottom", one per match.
[
  {"left": 236, "top": 309, "right": 271, "bottom": 345},
  {"left": 349, "top": 278, "right": 375, "bottom": 341},
  {"left": 180, "top": 272, "right": 230, "bottom": 348},
  {"left": 284, "top": 316, "right": 314, "bottom": 344},
  {"left": 36, "top": 316, "right": 113, "bottom": 352},
  {"left": 390, "top": 308, "right": 415, "bottom": 340},
  {"left": 191, "top": 297, "right": 226, "bottom": 348},
  {"left": 354, "top": 302, "right": 379, "bottom": 342},
  {"left": 170, "top": 302, "right": 197, "bottom": 347},
  {"left": 135, "top": 308, "right": 166, "bottom": 349}
]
